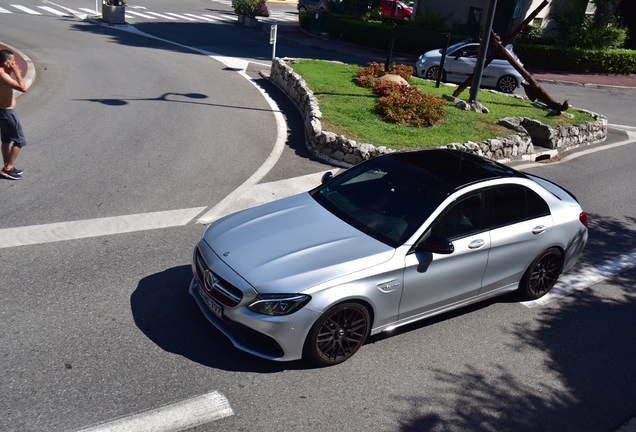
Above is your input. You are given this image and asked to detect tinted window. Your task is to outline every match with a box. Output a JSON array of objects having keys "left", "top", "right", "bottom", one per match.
[
  {"left": 432, "top": 192, "right": 484, "bottom": 239},
  {"left": 311, "top": 157, "right": 447, "bottom": 247},
  {"left": 489, "top": 186, "right": 550, "bottom": 227}
]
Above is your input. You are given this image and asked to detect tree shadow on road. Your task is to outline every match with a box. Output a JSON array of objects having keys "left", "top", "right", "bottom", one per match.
[{"left": 392, "top": 212, "right": 636, "bottom": 431}]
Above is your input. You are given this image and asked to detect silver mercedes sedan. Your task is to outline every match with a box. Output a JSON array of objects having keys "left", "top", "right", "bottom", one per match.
[{"left": 190, "top": 149, "right": 588, "bottom": 366}]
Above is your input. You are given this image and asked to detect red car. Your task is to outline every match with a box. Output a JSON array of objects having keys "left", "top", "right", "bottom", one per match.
[{"left": 380, "top": 0, "right": 412, "bottom": 19}]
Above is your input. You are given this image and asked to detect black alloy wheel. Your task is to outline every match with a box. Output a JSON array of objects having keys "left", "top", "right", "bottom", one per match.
[
  {"left": 305, "top": 303, "right": 370, "bottom": 366},
  {"left": 520, "top": 248, "right": 563, "bottom": 300},
  {"left": 497, "top": 75, "right": 518, "bottom": 93},
  {"left": 426, "top": 66, "right": 443, "bottom": 81}
]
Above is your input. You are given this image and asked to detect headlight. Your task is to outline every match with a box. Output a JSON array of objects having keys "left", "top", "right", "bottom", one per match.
[{"left": 247, "top": 294, "right": 311, "bottom": 316}]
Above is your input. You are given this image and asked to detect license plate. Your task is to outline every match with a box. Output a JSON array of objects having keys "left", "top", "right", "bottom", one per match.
[{"left": 198, "top": 285, "right": 223, "bottom": 319}]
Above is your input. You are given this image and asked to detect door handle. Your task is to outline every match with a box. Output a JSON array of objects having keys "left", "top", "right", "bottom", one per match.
[
  {"left": 532, "top": 226, "right": 546, "bottom": 235},
  {"left": 468, "top": 239, "right": 485, "bottom": 249}
]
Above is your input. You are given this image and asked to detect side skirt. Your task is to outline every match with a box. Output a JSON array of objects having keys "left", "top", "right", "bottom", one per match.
[{"left": 371, "top": 283, "right": 518, "bottom": 335}]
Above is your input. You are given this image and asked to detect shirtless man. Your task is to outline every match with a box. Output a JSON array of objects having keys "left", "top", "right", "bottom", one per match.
[{"left": 0, "top": 49, "right": 28, "bottom": 180}]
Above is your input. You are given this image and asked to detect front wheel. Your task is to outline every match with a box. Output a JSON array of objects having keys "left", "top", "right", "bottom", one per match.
[
  {"left": 497, "top": 75, "right": 518, "bottom": 93},
  {"left": 519, "top": 248, "right": 563, "bottom": 300},
  {"left": 426, "top": 66, "right": 445, "bottom": 82},
  {"left": 304, "top": 302, "right": 370, "bottom": 366}
]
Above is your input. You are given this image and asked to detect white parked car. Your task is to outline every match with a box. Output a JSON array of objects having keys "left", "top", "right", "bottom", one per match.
[{"left": 416, "top": 41, "right": 524, "bottom": 93}]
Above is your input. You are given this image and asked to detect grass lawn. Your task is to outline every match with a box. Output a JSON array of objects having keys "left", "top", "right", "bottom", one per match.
[{"left": 288, "top": 60, "right": 595, "bottom": 151}]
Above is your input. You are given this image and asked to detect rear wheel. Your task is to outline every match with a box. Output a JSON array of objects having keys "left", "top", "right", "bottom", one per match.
[
  {"left": 304, "top": 303, "right": 370, "bottom": 366},
  {"left": 497, "top": 75, "right": 518, "bottom": 93},
  {"left": 298, "top": 5, "right": 307, "bottom": 11},
  {"left": 519, "top": 248, "right": 563, "bottom": 300}
]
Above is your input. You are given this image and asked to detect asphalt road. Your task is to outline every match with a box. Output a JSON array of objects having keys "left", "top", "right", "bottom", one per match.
[{"left": 1, "top": 1, "right": 636, "bottom": 430}]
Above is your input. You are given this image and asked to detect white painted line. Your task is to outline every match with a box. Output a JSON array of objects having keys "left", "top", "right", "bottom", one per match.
[
  {"left": 164, "top": 12, "right": 198, "bottom": 20},
  {"left": 126, "top": 10, "right": 157, "bottom": 19},
  {"left": 183, "top": 13, "right": 215, "bottom": 21},
  {"left": 145, "top": 11, "right": 177, "bottom": 20},
  {"left": 41, "top": 0, "right": 81, "bottom": 16},
  {"left": 209, "top": 170, "right": 333, "bottom": 219},
  {"left": 91, "top": 26, "right": 288, "bottom": 226},
  {"left": 202, "top": 13, "right": 233, "bottom": 22},
  {"left": 521, "top": 247, "right": 636, "bottom": 308},
  {"left": 38, "top": 6, "right": 70, "bottom": 16},
  {"left": 11, "top": 4, "right": 41, "bottom": 14},
  {"left": 197, "top": 71, "right": 288, "bottom": 224},
  {"left": 75, "top": 391, "right": 233, "bottom": 432},
  {"left": 0, "top": 207, "right": 206, "bottom": 248},
  {"left": 0, "top": 7, "right": 11, "bottom": 13},
  {"left": 78, "top": 7, "right": 98, "bottom": 14}
]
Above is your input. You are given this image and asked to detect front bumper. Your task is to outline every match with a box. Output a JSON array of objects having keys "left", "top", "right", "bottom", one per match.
[{"left": 189, "top": 277, "right": 321, "bottom": 362}]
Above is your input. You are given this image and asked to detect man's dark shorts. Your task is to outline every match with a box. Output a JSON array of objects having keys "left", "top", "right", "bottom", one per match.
[{"left": 0, "top": 108, "right": 27, "bottom": 147}]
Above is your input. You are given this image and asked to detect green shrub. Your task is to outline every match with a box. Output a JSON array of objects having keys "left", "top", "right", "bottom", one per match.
[
  {"left": 375, "top": 83, "right": 445, "bottom": 127},
  {"left": 353, "top": 63, "right": 444, "bottom": 128},
  {"left": 516, "top": 44, "right": 636, "bottom": 73}
]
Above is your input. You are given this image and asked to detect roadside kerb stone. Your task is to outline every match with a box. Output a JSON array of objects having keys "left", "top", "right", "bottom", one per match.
[{"left": 268, "top": 58, "right": 608, "bottom": 167}]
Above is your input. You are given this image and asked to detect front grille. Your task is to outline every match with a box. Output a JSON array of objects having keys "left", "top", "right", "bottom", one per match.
[{"left": 195, "top": 248, "right": 243, "bottom": 307}]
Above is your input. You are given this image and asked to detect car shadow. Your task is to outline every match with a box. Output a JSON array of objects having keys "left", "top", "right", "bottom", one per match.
[{"left": 130, "top": 265, "right": 312, "bottom": 372}]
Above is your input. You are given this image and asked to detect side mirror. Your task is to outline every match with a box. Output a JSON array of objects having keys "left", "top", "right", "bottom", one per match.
[
  {"left": 321, "top": 171, "right": 333, "bottom": 184},
  {"left": 415, "top": 234, "right": 454, "bottom": 254}
]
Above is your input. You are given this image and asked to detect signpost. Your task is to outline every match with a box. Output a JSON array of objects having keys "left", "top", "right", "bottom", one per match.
[{"left": 270, "top": 24, "right": 277, "bottom": 60}]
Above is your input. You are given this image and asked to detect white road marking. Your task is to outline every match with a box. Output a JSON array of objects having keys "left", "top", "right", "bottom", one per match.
[
  {"left": 183, "top": 13, "right": 215, "bottom": 21},
  {"left": 0, "top": 6, "right": 11, "bottom": 13},
  {"left": 126, "top": 10, "right": 157, "bottom": 19},
  {"left": 145, "top": 11, "right": 177, "bottom": 20},
  {"left": 203, "top": 13, "right": 234, "bottom": 22},
  {"left": 0, "top": 207, "right": 206, "bottom": 248},
  {"left": 75, "top": 391, "right": 233, "bottom": 432},
  {"left": 204, "top": 170, "right": 333, "bottom": 220},
  {"left": 11, "top": 4, "right": 41, "bottom": 14},
  {"left": 78, "top": 7, "right": 98, "bottom": 14},
  {"left": 41, "top": 0, "right": 82, "bottom": 16},
  {"left": 38, "top": 5, "right": 70, "bottom": 15},
  {"left": 164, "top": 12, "right": 198, "bottom": 20},
  {"left": 521, "top": 247, "right": 636, "bottom": 308}
]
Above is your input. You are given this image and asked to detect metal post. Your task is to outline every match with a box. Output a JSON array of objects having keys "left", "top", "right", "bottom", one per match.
[
  {"left": 469, "top": 0, "right": 497, "bottom": 103},
  {"left": 385, "top": 24, "right": 396, "bottom": 72},
  {"left": 436, "top": 33, "right": 450, "bottom": 88}
]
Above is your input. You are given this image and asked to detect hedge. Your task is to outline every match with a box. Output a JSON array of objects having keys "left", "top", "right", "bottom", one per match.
[
  {"left": 516, "top": 45, "right": 636, "bottom": 74},
  {"left": 303, "top": 14, "right": 462, "bottom": 56},
  {"left": 300, "top": 13, "right": 636, "bottom": 74}
]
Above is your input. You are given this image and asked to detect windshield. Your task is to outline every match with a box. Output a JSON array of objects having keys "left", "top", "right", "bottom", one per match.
[
  {"left": 310, "top": 157, "right": 446, "bottom": 247},
  {"left": 442, "top": 41, "right": 467, "bottom": 55}
]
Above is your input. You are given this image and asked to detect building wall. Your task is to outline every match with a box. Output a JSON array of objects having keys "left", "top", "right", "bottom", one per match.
[{"left": 416, "top": 0, "right": 595, "bottom": 38}]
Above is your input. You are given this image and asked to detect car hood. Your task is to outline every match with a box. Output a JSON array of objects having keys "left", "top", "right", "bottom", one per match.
[{"left": 203, "top": 192, "right": 395, "bottom": 294}]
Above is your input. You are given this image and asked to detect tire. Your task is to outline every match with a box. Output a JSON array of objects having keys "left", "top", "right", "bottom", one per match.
[
  {"left": 298, "top": 5, "right": 307, "bottom": 11},
  {"left": 519, "top": 248, "right": 563, "bottom": 300},
  {"left": 304, "top": 302, "right": 370, "bottom": 366},
  {"left": 426, "top": 66, "right": 444, "bottom": 82},
  {"left": 497, "top": 75, "right": 518, "bottom": 93}
]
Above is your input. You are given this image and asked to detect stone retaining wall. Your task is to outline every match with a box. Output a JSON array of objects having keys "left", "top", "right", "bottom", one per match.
[{"left": 269, "top": 57, "right": 608, "bottom": 166}]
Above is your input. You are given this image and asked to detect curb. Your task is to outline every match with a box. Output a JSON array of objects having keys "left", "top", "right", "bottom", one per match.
[{"left": 534, "top": 78, "right": 636, "bottom": 93}]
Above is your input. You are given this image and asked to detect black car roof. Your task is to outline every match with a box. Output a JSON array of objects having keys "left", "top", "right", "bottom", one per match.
[{"left": 389, "top": 148, "right": 526, "bottom": 191}]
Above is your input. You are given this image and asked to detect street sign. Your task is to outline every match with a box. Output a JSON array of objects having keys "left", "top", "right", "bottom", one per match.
[
  {"left": 270, "top": 24, "right": 277, "bottom": 44},
  {"left": 315, "top": 0, "right": 328, "bottom": 12}
]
